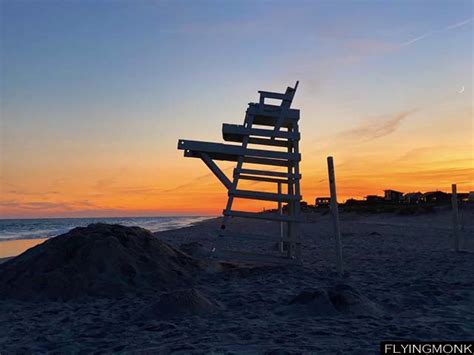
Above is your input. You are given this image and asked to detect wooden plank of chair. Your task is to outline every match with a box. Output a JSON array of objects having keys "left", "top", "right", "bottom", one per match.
[
  {"left": 223, "top": 209, "right": 299, "bottom": 222},
  {"left": 178, "top": 140, "right": 301, "bottom": 161},
  {"left": 229, "top": 189, "right": 301, "bottom": 202},
  {"left": 238, "top": 174, "right": 288, "bottom": 184},
  {"left": 237, "top": 168, "right": 301, "bottom": 179}
]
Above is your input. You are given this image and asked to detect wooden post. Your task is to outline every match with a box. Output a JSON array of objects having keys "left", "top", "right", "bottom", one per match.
[
  {"left": 287, "top": 126, "right": 295, "bottom": 259},
  {"left": 327, "top": 156, "right": 343, "bottom": 275},
  {"left": 293, "top": 122, "right": 302, "bottom": 261},
  {"left": 278, "top": 182, "right": 284, "bottom": 253},
  {"left": 451, "top": 184, "right": 460, "bottom": 252}
]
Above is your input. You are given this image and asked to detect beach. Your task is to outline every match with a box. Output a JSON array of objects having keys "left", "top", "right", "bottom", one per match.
[{"left": 0, "top": 208, "right": 473, "bottom": 353}]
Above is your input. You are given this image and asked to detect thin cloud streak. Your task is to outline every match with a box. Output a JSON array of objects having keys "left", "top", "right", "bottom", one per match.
[
  {"left": 400, "top": 32, "right": 434, "bottom": 46},
  {"left": 339, "top": 109, "right": 419, "bottom": 142},
  {"left": 0, "top": 200, "right": 98, "bottom": 211},
  {"left": 445, "top": 17, "right": 473, "bottom": 30},
  {"left": 161, "top": 166, "right": 235, "bottom": 193},
  {"left": 401, "top": 17, "right": 473, "bottom": 47}
]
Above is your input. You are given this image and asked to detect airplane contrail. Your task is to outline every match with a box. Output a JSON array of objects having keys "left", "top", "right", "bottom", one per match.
[
  {"left": 400, "top": 32, "right": 434, "bottom": 46},
  {"left": 445, "top": 17, "right": 473, "bottom": 30},
  {"left": 401, "top": 17, "right": 473, "bottom": 47}
]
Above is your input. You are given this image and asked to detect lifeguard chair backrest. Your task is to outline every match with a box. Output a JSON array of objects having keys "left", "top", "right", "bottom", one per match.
[
  {"left": 258, "top": 81, "right": 299, "bottom": 108},
  {"left": 256, "top": 81, "right": 299, "bottom": 133}
]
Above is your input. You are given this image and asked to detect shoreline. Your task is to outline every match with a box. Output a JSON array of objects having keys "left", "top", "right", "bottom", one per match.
[
  {"left": 0, "top": 216, "right": 218, "bottom": 259},
  {"left": 0, "top": 238, "right": 47, "bottom": 259},
  {"left": 2, "top": 208, "right": 472, "bottom": 259}
]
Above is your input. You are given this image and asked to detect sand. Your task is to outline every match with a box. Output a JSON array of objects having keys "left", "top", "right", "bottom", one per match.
[
  {"left": 0, "top": 208, "right": 473, "bottom": 353},
  {"left": 136, "top": 288, "right": 224, "bottom": 320},
  {"left": 0, "top": 223, "right": 204, "bottom": 300},
  {"left": 0, "top": 257, "right": 13, "bottom": 264}
]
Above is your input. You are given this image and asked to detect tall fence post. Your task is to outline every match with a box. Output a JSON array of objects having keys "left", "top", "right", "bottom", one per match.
[
  {"left": 278, "top": 182, "right": 284, "bottom": 253},
  {"left": 451, "top": 184, "right": 460, "bottom": 252},
  {"left": 327, "top": 156, "right": 343, "bottom": 275}
]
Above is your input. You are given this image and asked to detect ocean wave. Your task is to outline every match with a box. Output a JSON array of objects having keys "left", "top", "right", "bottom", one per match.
[{"left": 0, "top": 216, "right": 212, "bottom": 241}]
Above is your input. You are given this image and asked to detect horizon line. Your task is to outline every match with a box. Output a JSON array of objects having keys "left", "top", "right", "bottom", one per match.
[{"left": 0, "top": 214, "right": 218, "bottom": 221}]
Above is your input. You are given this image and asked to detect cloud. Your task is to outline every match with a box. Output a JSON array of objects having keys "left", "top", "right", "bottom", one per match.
[
  {"left": 400, "top": 17, "right": 473, "bottom": 47},
  {"left": 445, "top": 18, "right": 473, "bottom": 30},
  {"left": 400, "top": 32, "right": 434, "bottom": 46},
  {"left": 94, "top": 177, "right": 117, "bottom": 190},
  {"left": 0, "top": 201, "right": 69, "bottom": 210},
  {"left": 324, "top": 16, "right": 473, "bottom": 66},
  {"left": 161, "top": 165, "right": 235, "bottom": 193},
  {"left": 0, "top": 200, "right": 99, "bottom": 211},
  {"left": 396, "top": 146, "right": 443, "bottom": 162},
  {"left": 116, "top": 186, "right": 162, "bottom": 194},
  {"left": 339, "top": 109, "right": 419, "bottom": 142},
  {"left": 6, "top": 190, "right": 59, "bottom": 196}
]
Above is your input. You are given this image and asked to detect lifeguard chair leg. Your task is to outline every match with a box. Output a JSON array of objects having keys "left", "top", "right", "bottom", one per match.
[{"left": 219, "top": 113, "right": 255, "bottom": 233}]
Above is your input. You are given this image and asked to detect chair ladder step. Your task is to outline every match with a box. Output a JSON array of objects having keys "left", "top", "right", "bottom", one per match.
[
  {"left": 223, "top": 209, "right": 299, "bottom": 222},
  {"left": 237, "top": 168, "right": 301, "bottom": 179},
  {"left": 229, "top": 189, "right": 301, "bottom": 202}
]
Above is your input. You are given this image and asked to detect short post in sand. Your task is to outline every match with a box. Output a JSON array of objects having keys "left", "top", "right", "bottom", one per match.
[
  {"left": 451, "top": 183, "right": 460, "bottom": 252},
  {"left": 327, "top": 156, "right": 343, "bottom": 275}
]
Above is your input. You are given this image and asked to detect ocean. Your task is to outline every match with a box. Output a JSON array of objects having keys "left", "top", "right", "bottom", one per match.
[{"left": 0, "top": 216, "right": 212, "bottom": 241}]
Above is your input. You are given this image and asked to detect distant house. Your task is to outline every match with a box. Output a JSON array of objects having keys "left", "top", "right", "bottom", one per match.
[
  {"left": 468, "top": 192, "right": 474, "bottom": 203},
  {"left": 457, "top": 193, "right": 469, "bottom": 202},
  {"left": 404, "top": 192, "right": 423, "bottom": 204},
  {"left": 315, "top": 197, "right": 330, "bottom": 207},
  {"left": 345, "top": 198, "right": 364, "bottom": 206},
  {"left": 422, "top": 191, "right": 450, "bottom": 204},
  {"left": 366, "top": 195, "right": 385, "bottom": 203},
  {"left": 384, "top": 189, "right": 404, "bottom": 202}
]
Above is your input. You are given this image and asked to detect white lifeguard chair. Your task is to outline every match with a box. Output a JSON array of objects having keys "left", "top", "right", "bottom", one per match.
[{"left": 178, "top": 82, "right": 302, "bottom": 263}]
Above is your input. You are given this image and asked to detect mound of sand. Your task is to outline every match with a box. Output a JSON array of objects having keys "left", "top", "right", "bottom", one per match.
[
  {"left": 285, "top": 284, "right": 382, "bottom": 317},
  {"left": 0, "top": 223, "right": 203, "bottom": 300},
  {"left": 179, "top": 242, "right": 211, "bottom": 259},
  {"left": 137, "top": 288, "right": 223, "bottom": 320}
]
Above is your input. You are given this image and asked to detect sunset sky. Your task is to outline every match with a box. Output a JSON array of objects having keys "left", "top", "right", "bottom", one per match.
[{"left": 1, "top": 0, "right": 473, "bottom": 218}]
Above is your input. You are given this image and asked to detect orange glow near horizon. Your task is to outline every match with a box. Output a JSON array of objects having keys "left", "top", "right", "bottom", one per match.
[{"left": 1, "top": 126, "right": 472, "bottom": 219}]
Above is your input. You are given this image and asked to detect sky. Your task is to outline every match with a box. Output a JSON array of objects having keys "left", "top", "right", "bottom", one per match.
[{"left": 0, "top": 0, "right": 473, "bottom": 218}]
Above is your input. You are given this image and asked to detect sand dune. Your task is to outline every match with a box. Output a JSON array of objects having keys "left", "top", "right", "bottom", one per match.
[{"left": 0, "top": 223, "right": 203, "bottom": 300}]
